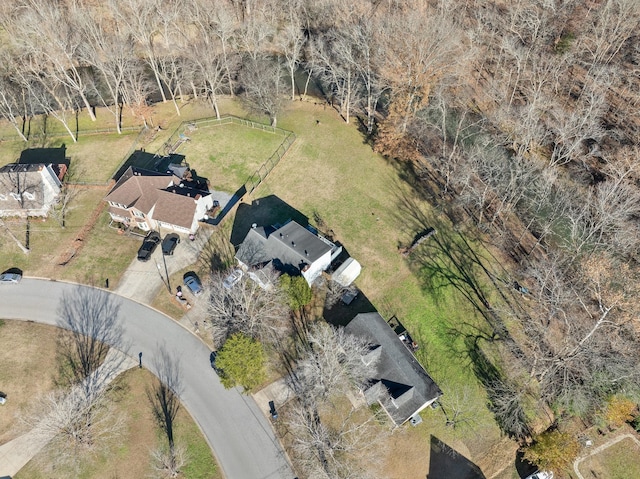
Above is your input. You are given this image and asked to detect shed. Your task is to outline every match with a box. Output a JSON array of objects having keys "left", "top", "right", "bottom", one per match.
[{"left": 331, "top": 257, "right": 361, "bottom": 287}]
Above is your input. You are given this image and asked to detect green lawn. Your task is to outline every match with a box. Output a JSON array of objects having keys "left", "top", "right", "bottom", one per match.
[
  {"left": 245, "top": 100, "right": 508, "bottom": 475},
  {"left": 15, "top": 368, "right": 220, "bottom": 479},
  {"left": 168, "top": 122, "right": 287, "bottom": 193},
  {"left": 579, "top": 437, "right": 640, "bottom": 479}
]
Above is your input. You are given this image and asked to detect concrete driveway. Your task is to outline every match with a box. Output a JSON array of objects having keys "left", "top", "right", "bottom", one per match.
[
  {"left": 114, "top": 230, "right": 211, "bottom": 304},
  {"left": 0, "top": 279, "right": 294, "bottom": 479}
]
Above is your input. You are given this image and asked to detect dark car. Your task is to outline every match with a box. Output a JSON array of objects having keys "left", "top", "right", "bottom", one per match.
[
  {"left": 183, "top": 272, "right": 203, "bottom": 296},
  {"left": 209, "top": 351, "right": 222, "bottom": 374},
  {"left": 137, "top": 231, "right": 161, "bottom": 261},
  {"left": 161, "top": 233, "right": 181, "bottom": 255}
]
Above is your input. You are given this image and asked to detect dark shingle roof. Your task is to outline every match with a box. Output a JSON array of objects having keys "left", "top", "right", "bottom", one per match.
[
  {"left": 236, "top": 221, "right": 331, "bottom": 273},
  {"left": 345, "top": 312, "right": 442, "bottom": 425}
]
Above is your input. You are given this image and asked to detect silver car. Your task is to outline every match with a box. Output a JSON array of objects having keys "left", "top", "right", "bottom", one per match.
[{"left": 0, "top": 272, "right": 22, "bottom": 283}]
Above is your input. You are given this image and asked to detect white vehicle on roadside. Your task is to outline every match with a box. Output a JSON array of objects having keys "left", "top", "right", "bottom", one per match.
[{"left": 524, "top": 471, "right": 553, "bottom": 479}]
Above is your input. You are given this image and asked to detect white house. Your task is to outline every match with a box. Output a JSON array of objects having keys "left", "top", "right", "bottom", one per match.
[
  {"left": 0, "top": 163, "right": 65, "bottom": 218},
  {"left": 104, "top": 166, "right": 213, "bottom": 234},
  {"left": 235, "top": 220, "right": 336, "bottom": 286}
]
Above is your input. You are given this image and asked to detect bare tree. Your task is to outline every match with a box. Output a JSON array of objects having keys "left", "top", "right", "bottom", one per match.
[
  {"left": 184, "top": 1, "right": 238, "bottom": 118},
  {"left": 0, "top": 49, "right": 28, "bottom": 141},
  {"left": 275, "top": 21, "right": 306, "bottom": 101},
  {"left": 56, "top": 286, "right": 125, "bottom": 386},
  {"left": 291, "top": 322, "right": 374, "bottom": 404},
  {"left": 206, "top": 267, "right": 289, "bottom": 348},
  {"left": 147, "top": 346, "right": 185, "bottom": 478},
  {"left": 20, "top": 375, "right": 125, "bottom": 472},
  {"left": 7, "top": 0, "right": 97, "bottom": 121},
  {"left": 112, "top": 0, "right": 167, "bottom": 103},
  {"left": 238, "top": 55, "right": 286, "bottom": 127},
  {"left": 0, "top": 163, "right": 47, "bottom": 252},
  {"left": 285, "top": 398, "right": 386, "bottom": 479},
  {"left": 76, "top": 8, "right": 136, "bottom": 134}
]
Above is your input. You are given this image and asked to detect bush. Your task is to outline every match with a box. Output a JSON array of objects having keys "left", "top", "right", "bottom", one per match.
[
  {"left": 215, "top": 333, "right": 266, "bottom": 393},
  {"left": 280, "top": 274, "right": 312, "bottom": 310},
  {"left": 522, "top": 429, "right": 580, "bottom": 474},
  {"left": 603, "top": 395, "right": 638, "bottom": 429}
]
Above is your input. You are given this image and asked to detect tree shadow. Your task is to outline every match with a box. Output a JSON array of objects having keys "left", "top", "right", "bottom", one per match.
[
  {"left": 427, "top": 435, "right": 486, "bottom": 479},
  {"left": 111, "top": 150, "right": 170, "bottom": 180},
  {"left": 230, "top": 195, "right": 308, "bottom": 247},
  {"left": 18, "top": 146, "right": 69, "bottom": 168},
  {"left": 147, "top": 345, "right": 183, "bottom": 456},
  {"left": 55, "top": 286, "right": 128, "bottom": 389}
]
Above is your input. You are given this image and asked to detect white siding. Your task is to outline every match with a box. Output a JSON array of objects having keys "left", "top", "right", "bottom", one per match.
[{"left": 302, "top": 249, "right": 332, "bottom": 285}]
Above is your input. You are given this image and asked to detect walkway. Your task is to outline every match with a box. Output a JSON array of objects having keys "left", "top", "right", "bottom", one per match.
[
  {"left": 0, "top": 349, "right": 136, "bottom": 478},
  {"left": 573, "top": 432, "right": 640, "bottom": 479}
]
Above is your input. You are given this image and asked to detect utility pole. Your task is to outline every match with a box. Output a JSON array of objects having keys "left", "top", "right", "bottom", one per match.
[{"left": 157, "top": 224, "right": 171, "bottom": 293}]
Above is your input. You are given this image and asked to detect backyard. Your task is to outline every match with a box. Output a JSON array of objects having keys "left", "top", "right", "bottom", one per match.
[
  {"left": 0, "top": 97, "right": 564, "bottom": 478},
  {"left": 577, "top": 435, "right": 640, "bottom": 479}
]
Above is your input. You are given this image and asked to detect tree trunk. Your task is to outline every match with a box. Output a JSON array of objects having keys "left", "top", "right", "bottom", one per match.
[
  {"left": 80, "top": 90, "right": 96, "bottom": 121},
  {"left": 303, "top": 69, "right": 312, "bottom": 101},
  {"left": 290, "top": 67, "right": 296, "bottom": 101}
]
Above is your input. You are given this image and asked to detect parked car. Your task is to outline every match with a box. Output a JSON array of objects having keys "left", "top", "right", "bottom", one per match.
[
  {"left": 223, "top": 269, "right": 243, "bottom": 289},
  {"left": 137, "top": 231, "right": 161, "bottom": 261},
  {"left": 0, "top": 269, "right": 22, "bottom": 284},
  {"left": 209, "top": 351, "right": 222, "bottom": 374},
  {"left": 183, "top": 272, "right": 203, "bottom": 296},
  {"left": 524, "top": 472, "right": 553, "bottom": 479},
  {"left": 161, "top": 233, "right": 180, "bottom": 255}
]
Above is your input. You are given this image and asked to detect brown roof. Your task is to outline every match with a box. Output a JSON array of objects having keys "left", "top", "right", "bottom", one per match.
[
  {"left": 105, "top": 173, "right": 177, "bottom": 213},
  {"left": 153, "top": 190, "right": 197, "bottom": 229}
]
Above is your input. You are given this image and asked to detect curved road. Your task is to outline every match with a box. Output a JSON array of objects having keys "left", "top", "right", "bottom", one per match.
[{"left": 0, "top": 278, "right": 294, "bottom": 479}]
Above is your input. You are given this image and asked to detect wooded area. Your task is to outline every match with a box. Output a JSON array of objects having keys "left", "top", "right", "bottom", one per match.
[{"left": 1, "top": 0, "right": 640, "bottom": 469}]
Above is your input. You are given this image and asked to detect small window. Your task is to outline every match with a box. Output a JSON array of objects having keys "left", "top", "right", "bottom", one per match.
[
  {"left": 133, "top": 210, "right": 144, "bottom": 218},
  {"left": 23, "top": 192, "right": 35, "bottom": 200},
  {"left": 0, "top": 194, "right": 6, "bottom": 201},
  {"left": 9, "top": 192, "right": 20, "bottom": 201},
  {"left": 137, "top": 222, "right": 148, "bottom": 230}
]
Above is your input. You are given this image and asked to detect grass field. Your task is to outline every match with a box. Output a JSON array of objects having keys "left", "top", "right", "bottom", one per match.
[
  {"left": 0, "top": 318, "right": 220, "bottom": 479},
  {"left": 0, "top": 96, "right": 516, "bottom": 478},
  {"left": 165, "top": 122, "right": 288, "bottom": 194},
  {"left": 0, "top": 320, "right": 62, "bottom": 444},
  {"left": 244, "top": 100, "right": 508, "bottom": 477},
  {"left": 578, "top": 437, "right": 640, "bottom": 479}
]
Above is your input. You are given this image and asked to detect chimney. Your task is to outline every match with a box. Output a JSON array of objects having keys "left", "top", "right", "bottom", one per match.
[{"left": 291, "top": 241, "right": 295, "bottom": 247}]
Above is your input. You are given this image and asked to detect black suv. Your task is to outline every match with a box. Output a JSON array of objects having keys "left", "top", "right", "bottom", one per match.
[
  {"left": 137, "top": 231, "right": 161, "bottom": 261},
  {"left": 161, "top": 233, "right": 180, "bottom": 255}
]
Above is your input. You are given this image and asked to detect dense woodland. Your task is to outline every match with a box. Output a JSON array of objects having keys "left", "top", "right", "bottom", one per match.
[{"left": 2, "top": 0, "right": 640, "bottom": 473}]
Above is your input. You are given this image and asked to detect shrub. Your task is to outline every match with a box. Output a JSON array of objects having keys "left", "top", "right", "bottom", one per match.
[{"left": 522, "top": 429, "right": 580, "bottom": 473}]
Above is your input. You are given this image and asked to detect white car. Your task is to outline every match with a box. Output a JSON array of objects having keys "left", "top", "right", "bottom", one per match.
[
  {"left": 525, "top": 472, "right": 553, "bottom": 479},
  {"left": 223, "top": 269, "right": 243, "bottom": 289}
]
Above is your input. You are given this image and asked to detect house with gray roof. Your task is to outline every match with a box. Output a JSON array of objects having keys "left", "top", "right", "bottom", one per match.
[
  {"left": 235, "top": 220, "right": 336, "bottom": 286},
  {"left": 345, "top": 312, "right": 442, "bottom": 426},
  {"left": 0, "top": 162, "right": 66, "bottom": 218},
  {"left": 104, "top": 166, "right": 213, "bottom": 234}
]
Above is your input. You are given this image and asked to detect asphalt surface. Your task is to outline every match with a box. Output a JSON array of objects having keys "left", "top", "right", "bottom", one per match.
[{"left": 0, "top": 279, "right": 294, "bottom": 479}]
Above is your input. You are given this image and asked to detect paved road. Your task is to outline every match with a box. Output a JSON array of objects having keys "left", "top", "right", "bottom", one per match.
[{"left": 0, "top": 279, "right": 294, "bottom": 479}]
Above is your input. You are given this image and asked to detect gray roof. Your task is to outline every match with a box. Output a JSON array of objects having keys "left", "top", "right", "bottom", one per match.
[
  {"left": 345, "top": 312, "right": 442, "bottom": 425},
  {"left": 236, "top": 221, "right": 331, "bottom": 273}
]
